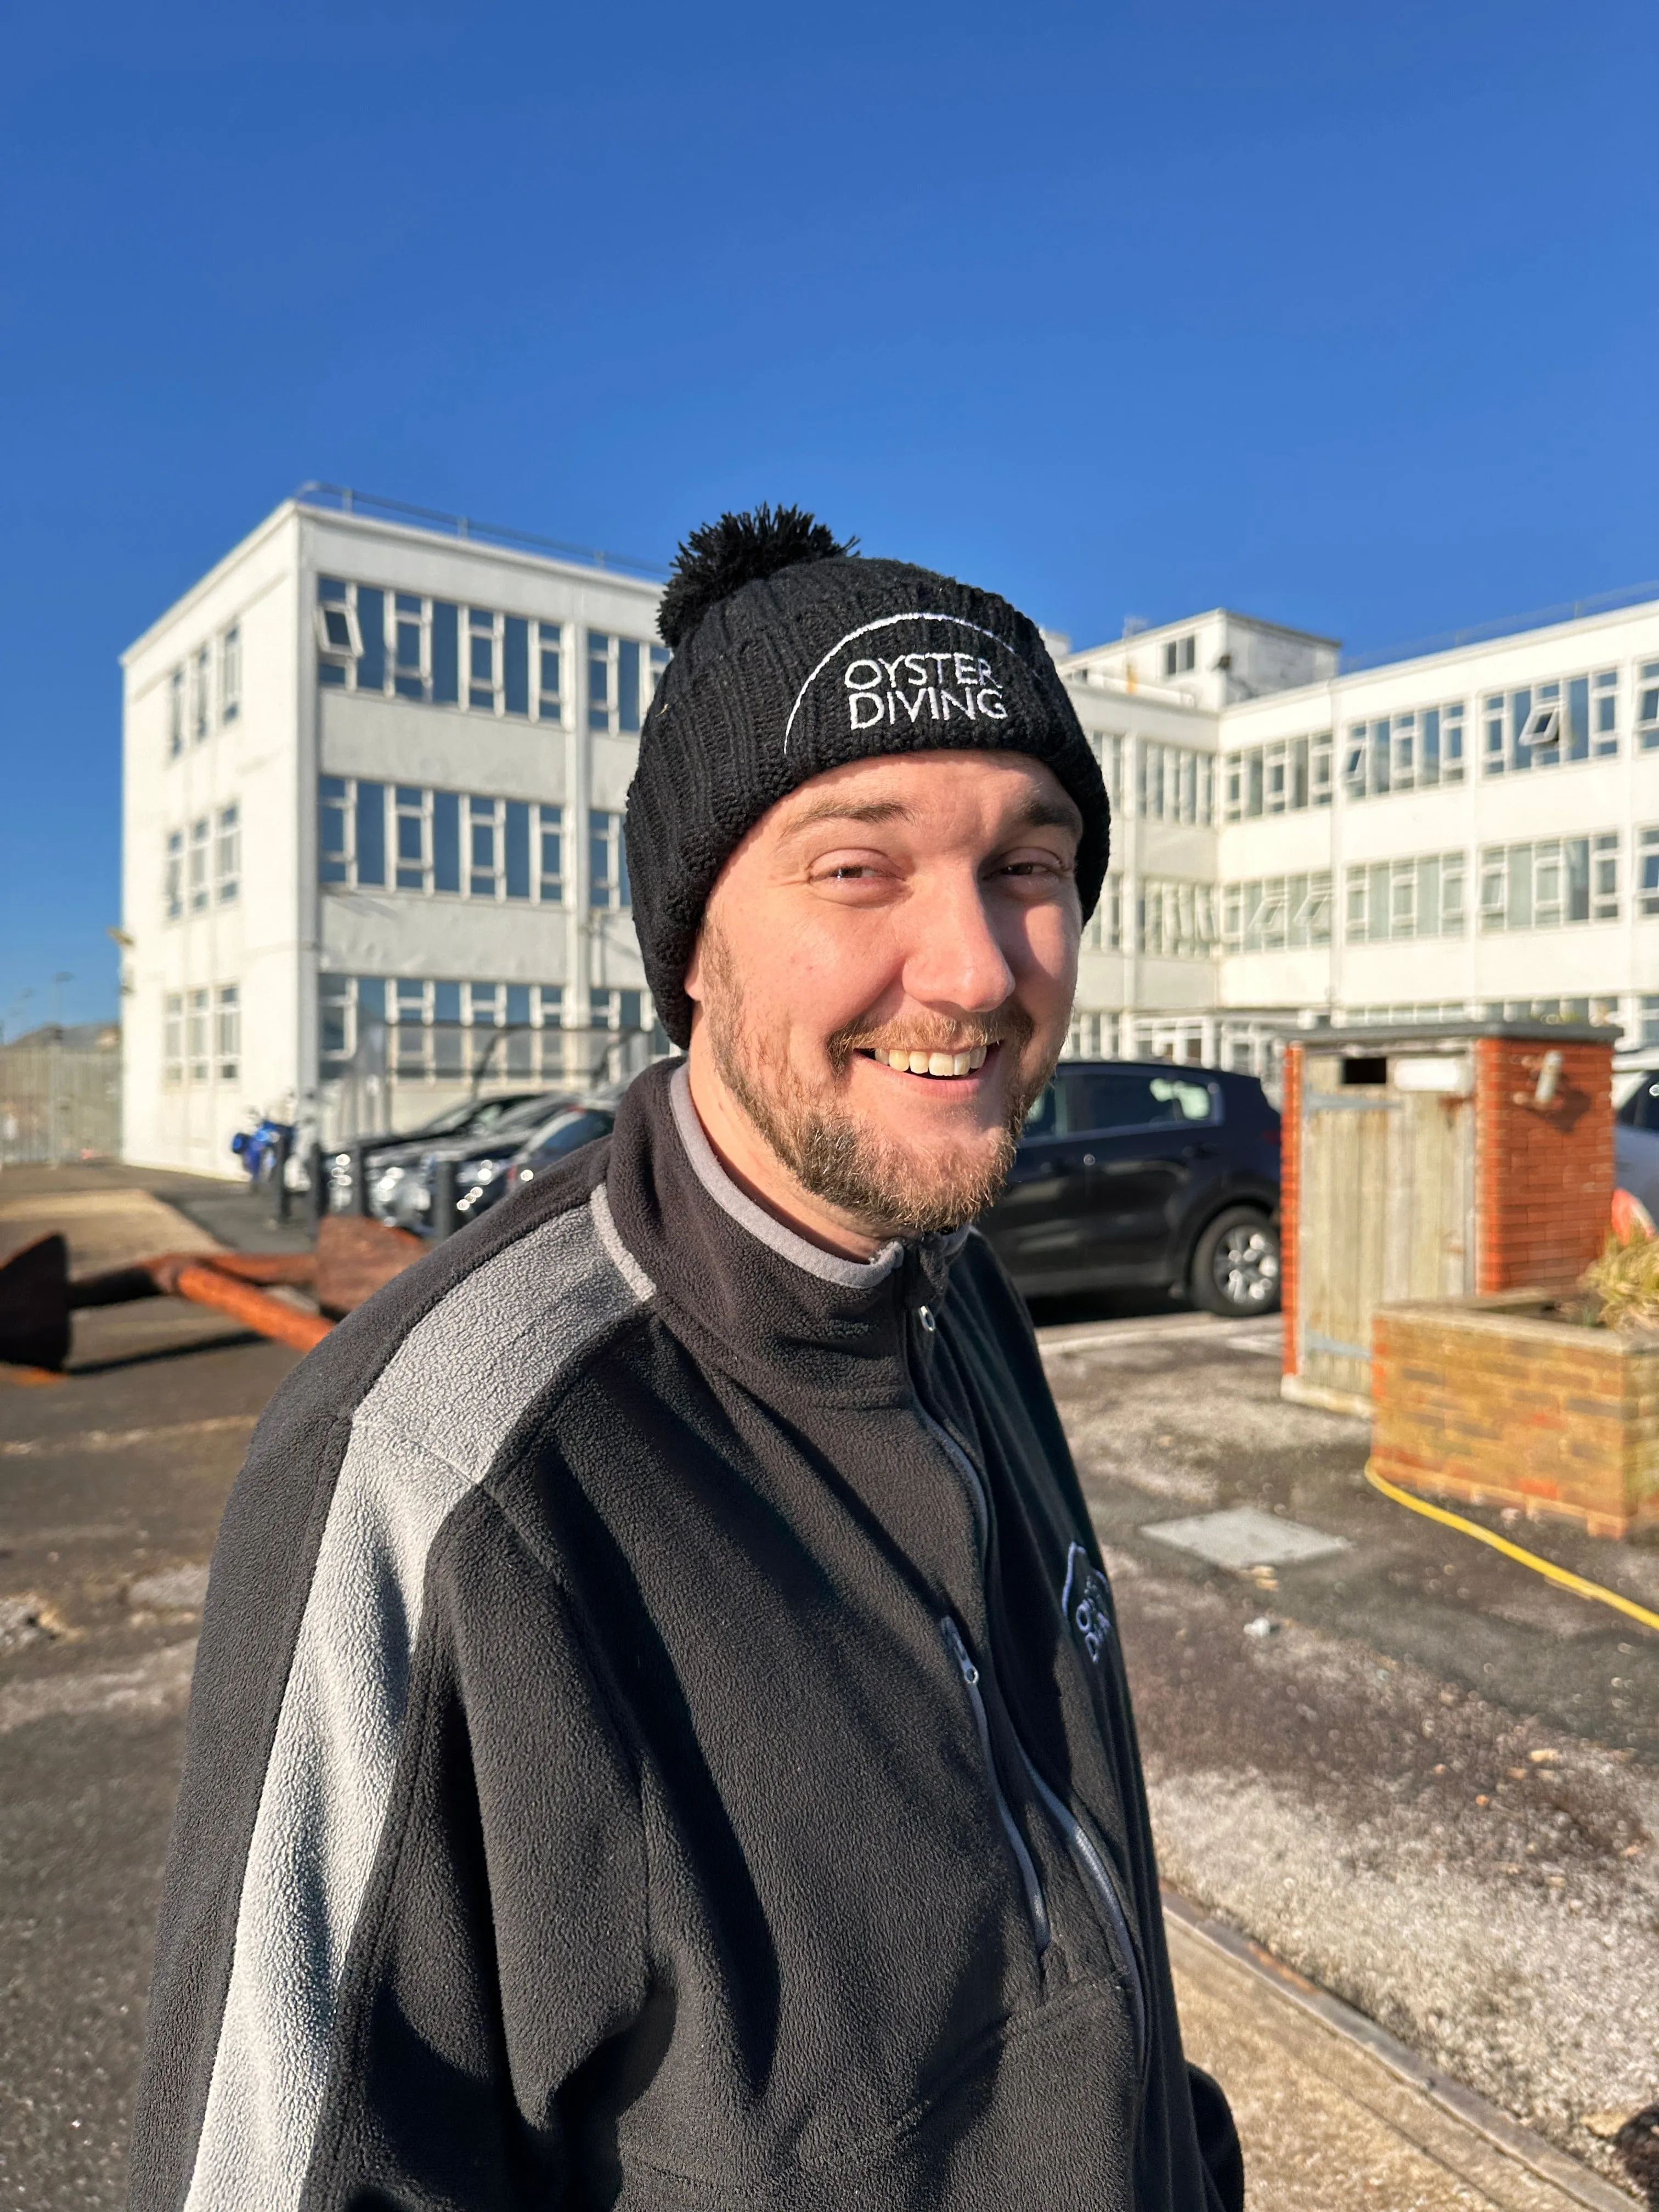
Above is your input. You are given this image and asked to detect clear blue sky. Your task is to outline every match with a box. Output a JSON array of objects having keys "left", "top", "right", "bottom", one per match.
[{"left": 4, "top": 0, "right": 1657, "bottom": 1027}]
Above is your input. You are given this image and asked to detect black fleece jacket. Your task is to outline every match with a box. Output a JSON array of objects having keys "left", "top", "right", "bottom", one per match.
[{"left": 129, "top": 1060, "right": 1243, "bottom": 2211}]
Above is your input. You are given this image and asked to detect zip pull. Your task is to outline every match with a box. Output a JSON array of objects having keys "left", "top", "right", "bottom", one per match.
[
  {"left": 939, "top": 1616, "right": 1050, "bottom": 1953},
  {"left": 941, "top": 1614, "right": 978, "bottom": 1687}
]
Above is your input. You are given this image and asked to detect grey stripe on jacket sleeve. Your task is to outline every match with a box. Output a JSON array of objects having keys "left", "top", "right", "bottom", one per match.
[{"left": 182, "top": 1187, "right": 652, "bottom": 2211}]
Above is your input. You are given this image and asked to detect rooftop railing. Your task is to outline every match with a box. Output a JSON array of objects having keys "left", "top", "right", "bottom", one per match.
[
  {"left": 1340, "top": 579, "right": 1659, "bottom": 675},
  {"left": 294, "top": 483, "right": 668, "bottom": 581}
]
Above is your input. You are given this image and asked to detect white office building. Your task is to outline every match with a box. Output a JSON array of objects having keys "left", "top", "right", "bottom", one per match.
[
  {"left": 120, "top": 490, "right": 1659, "bottom": 1174},
  {"left": 1060, "top": 596, "right": 1659, "bottom": 1074},
  {"left": 120, "top": 490, "right": 667, "bottom": 1176}
]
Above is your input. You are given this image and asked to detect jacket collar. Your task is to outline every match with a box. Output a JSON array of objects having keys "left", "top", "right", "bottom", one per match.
[{"left": 604, "top": 1060, "right": 967, "bottom": 1408}]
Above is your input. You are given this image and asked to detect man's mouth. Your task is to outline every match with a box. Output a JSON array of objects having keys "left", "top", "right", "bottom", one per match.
[{"left": 855, "top": 1044, "right": 991, "bottom": 1080}]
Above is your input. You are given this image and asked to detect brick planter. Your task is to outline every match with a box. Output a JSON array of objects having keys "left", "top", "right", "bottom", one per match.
[{"left": 1370, "top": 1295, "right": 1659, "bottom": 1539}]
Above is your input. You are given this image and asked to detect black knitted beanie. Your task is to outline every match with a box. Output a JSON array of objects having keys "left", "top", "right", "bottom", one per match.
[{"left": 624, "top": 507, "right": 1110, "bottom": 1047}]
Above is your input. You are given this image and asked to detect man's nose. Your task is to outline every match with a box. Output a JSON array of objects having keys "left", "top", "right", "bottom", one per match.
[{"left": 899, "top": 868, "right": 1015, "bottom": 1014}]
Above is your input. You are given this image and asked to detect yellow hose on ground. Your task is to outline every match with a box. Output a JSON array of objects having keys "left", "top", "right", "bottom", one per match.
[{"left": 1363, "top": 1464, "right": 1659, "bottom": 1637}]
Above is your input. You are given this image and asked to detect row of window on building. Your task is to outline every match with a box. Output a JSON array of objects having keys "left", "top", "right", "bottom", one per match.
[
  {"left": 1086, "top": 733, "right": 1217, "bottom": 826},
  {"left": 317, "top": 975, "right": 654, "bottom": 1082},
  {"left": 1062, "top": 997, "right": 1659, "bottom": 1081},
  {"left": 1223, "top": 828, "right": 1656, "bottom": 953},
  {"left": 1220, "top": 663, "right": 1659, "bottom": 820},
  {"left": 315, "top": 778, "right": 629, "bottom": 909},
  {"left": 162, "top": 985, "right": 240, "bottom": 1085},
  {"left": 315, "top": 579, "right": 668, "bottom": 735},
  {"left": 164, "top": 806, "right": 241, "bottom": 918},
  {"left": 166, "top": 629, "right": 241, "bottom": 757}
]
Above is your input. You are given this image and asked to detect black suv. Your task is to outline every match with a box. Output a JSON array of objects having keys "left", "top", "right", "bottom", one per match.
[{"left": 978, "top": 1059, "right": 1281, "bottom": 1316}]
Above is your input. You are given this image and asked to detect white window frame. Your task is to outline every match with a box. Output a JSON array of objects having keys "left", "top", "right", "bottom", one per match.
[
  {"left": 536, "top": 803, "right": 565, "bottom": 904},
  {"left": 536, "top": 619, "right": 565, "bottom": 725},
  {"left": 588, "top": 808, "right": 630, "bottom": 910},
  {"left": 163, "top": 992, "right": 183, "bottom": 1086},
  {"left": 221, "top": 625, "right": 241, "bottom": 724},
  {"left": 215, "top": 803, "right": 240, "bottom": 903},
  {"left": 187, "top": 987, "right": 211, "bottom": 1082},
  {"left": 168, "top": 667, "right": 185, "bottom": 759},
  {"left": 394, "top": 786, "right": 431, "bottom": 893},
  {"left": 164, "top": 830, "right": 183, "bottom": 922},
  {"left": 467, "top": 608, "right": 503, "bottom": 715},
  {"left": 467, "top": 794, "right": 504, "bottom": 898},
  {"left": 189, "top": 817, "right": 210, "bottom": 911},
  {"left": 216, "top": 984, "right": 240, "bottom": 1081},
  {"left": 316, "top": 579, "right": 363, "bottom": 673},
  {"left": 193, "top": 646, "right": 212, "bottom": 742},
  {"left": 392, "top": 594, "right": 431, "bottom": 703},
  {"left": 1639, "top": 826, "right": 1659, "bottom": 917}
]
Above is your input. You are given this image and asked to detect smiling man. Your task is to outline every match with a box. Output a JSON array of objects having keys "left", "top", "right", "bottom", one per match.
[{"left": 130, "top": 511, "right": 1242, "bottom": 2212}]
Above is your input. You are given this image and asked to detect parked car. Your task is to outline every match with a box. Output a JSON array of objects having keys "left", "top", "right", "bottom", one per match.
[
  {"left": 385, "top": 1099, "right": 618, "bottom": 1234},
  {"left": 1615, "top": 1069, "right": 1659, "bottom": 1222},
  {"left": 326, "top": 1090, "right": 554, "bottom": 1206},
  {"left": 978, "top": 1059, "right": 1282, "bottom": 1316},
  {"left": 366, "top": 1091, "right": 573, "bottom": 1229},
  {"left": 499, "top": 1107, "right": 617, "bottom": 1203}
]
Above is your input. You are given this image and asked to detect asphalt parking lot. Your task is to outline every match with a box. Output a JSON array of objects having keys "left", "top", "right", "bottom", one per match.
[{"left": 1, "top": 1165, "right": 1653, "bottom": 2206}]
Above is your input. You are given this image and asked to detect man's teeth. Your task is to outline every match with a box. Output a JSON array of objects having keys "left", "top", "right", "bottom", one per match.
[{"left": 873, "top": 1045, "right": 989, "bottom": 1077}]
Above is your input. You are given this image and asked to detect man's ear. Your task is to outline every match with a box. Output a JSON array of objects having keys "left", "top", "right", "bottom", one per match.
[{"left": 682, "top": 923, "right": 707, "bottom": 1009}]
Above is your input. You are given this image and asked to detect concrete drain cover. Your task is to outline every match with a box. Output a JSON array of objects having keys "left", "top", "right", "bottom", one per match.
[{"left": 1142, "top": 1506, "right": 1349, "bottom": 1571}]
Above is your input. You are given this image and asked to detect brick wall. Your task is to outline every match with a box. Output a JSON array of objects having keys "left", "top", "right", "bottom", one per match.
[
  {"left": 1280, "top": 1043, "right": 1302, "bottom": 1376},
  {"left": 1474, "top": 1039, "right": 1615, "bottom": 1294},
  {"left": 1371, "top": 1297, "right": 1659, "bottom": 1538}
]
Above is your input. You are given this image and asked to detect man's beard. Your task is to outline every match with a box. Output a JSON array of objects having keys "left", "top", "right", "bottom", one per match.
[{"left": 697, "top": 924, "right": 1052, "bottom": 1239}]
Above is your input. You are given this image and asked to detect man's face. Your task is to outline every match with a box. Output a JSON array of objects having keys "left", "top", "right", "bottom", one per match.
[{"left": 682, "top": 749, "right": 1084, "bottom": 1241}]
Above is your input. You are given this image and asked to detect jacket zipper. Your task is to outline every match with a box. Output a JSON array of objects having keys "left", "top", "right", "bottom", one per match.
[
  {"left": 939, "top": 1615, "right": 1050, "bottom": 1953},
  {"left": 918, "top": 1399, "right": 1148, "bottom": 2074}
]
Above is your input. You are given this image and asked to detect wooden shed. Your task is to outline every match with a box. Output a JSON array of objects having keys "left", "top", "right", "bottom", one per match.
[{"left": 1279, "top": 1021, "right": 1616, "bottom": 1416}]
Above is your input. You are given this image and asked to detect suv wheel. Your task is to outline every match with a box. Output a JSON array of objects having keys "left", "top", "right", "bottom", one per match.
[{"left": 1190, "top": 1207, "right": 1281, "bottom": 1317}]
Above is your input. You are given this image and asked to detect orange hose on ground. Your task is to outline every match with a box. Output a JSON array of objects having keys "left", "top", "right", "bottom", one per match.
[{"left": 170, "top": 1261, "right": 332, "bottom": 1353}]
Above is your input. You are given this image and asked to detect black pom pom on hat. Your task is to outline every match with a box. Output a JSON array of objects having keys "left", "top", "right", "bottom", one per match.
[
  {"left": 656, "top": 505, "right": 856, "bottom": 649},
  {"left": 625, "top": 506, "right": 1111, "bottom": 1048}
]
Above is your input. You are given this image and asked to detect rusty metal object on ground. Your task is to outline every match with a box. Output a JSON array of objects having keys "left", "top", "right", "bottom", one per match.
[
  {"left": 313, "top": 1213, "right": 426, "bottom": 1316},
  {"left": 0, "top": 1212, "right": 426, "bottom": 1369},
  {"left": 0, "top": 1234, "right": 72, "bottom": 1371}
]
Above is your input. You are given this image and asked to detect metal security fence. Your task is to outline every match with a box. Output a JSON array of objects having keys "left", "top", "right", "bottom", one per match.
[{"left": 0, "top": 1025, "right": 123, "bottom": 1165}]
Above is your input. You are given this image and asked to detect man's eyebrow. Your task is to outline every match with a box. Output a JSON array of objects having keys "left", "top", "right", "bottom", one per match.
[
  {"left": 1010, "top": 794, "right": 1085, "bottom": 838},
  {"left": 776, "top": 797, "right": 913, "bottom": 836}
]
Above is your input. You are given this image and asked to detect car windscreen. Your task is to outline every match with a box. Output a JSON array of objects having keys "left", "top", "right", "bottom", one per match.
[
  {"left": 1021, "top": 1069, "right": 1218, "bottom": 1139},
  {"left": 465, "top": 1093, "right": 571, "bottom": 1144},
  {"left": 1618, "top": 1074, "right": 1659, "bottom": 1131},
  {"left": 523, "top": 1109, "right": 613, "bottom": 1161}
]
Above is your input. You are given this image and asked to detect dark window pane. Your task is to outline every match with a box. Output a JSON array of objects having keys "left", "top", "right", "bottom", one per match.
[
  {"left": 1064, "top": 1069, "right": 1211, "bottom": 1132},
  {"left": 356, "top": 589, "right": 385, "bottom": 692},
  {"left": 504, "top": 617, "right": 529, "bottom": 715},
  {"left": 619, "top": 638, "right": 641, "bottom": 733},
  {"left": 1023, "top": 1085, "right": 1059, "bottom": 1137},
  {"left": 355, "top": 782, "right": 386, "bottom": 886},
  {"left": 506, "top": 984, "right": 531, "bottom": 1027},
  {"left": 358, "top": 976, "right": 386, "bottom": 1020},
  {"left": 434, "top": 981, "right": 461, "bottom": 1024},
  {"left": 433, "top": 789, "right": 460, "bottom": 893},
  {"left": 322, "top": 609, "right": 353, "bottom": 650},
  {"left": 432, "top": 602, "right": 459, "bottom": 703},
  {"left": 505, "top": 801, "right": 531, "bottom": 898},
  {"left": 319, "top": 661, "right": 347, "bottom": 687},
  {"left": 471, "top": 636, "right": 493, "bottom": 684},
  {"left": 618, "top": 989, "right": 642, "bottom": 1031}
]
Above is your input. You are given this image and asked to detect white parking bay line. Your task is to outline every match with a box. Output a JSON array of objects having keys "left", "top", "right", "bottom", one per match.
[{"left": 1039, "top": 1319, "right": 1276, "bottom": 1359}]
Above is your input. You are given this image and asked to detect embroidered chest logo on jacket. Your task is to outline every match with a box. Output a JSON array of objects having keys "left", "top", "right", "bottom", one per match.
[{"left": 1062, "top": 1542, "right": 1114, "bottom": 1664}]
